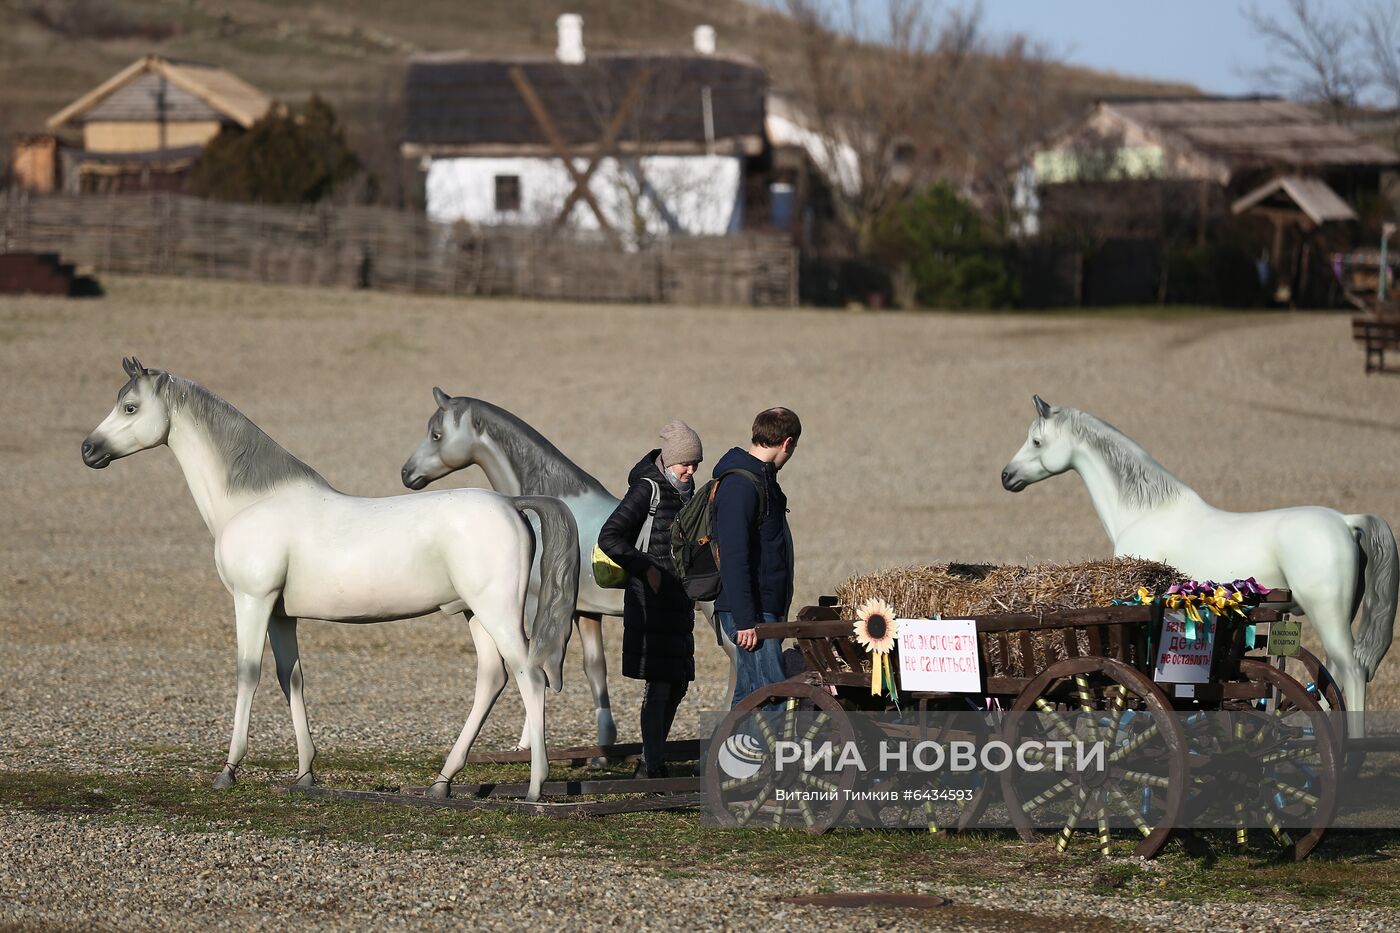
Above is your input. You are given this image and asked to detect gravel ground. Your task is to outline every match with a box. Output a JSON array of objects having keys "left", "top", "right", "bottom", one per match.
[
  {"left": 5, "top": 811, "right": 1399, "bottom": 932},
  {"left": 3, "top": 276, "right": 1400, "bottom": 929}
]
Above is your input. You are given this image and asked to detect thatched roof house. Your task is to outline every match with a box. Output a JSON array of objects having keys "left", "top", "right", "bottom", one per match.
[
  {"left": 41, "top": 54, "right": 273, "bottom": 193},
  {"left": 402, "top": 51, "right": 767, "bottom": 159},
  {"left": 401, "top": 16, "right": 772, "bottom": 244},
  {"left": 1015, "top": 97, "right": 1399, "bottom": 307},
  {"left": 1032, "top": 97, "right": 1397, "bottom": 187},
  {"left": 1024, "top": 97, "right": 1398, "bottom": 235}
]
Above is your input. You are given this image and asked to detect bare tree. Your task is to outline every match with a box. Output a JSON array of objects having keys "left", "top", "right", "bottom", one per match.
[
  {"left": 1361, "top": 1, "right": 1400, "bottom": 128},
  {"left": 1243, "top": 0, "right": 1367, "bottom": 120},
  {"left": 776, "top": 0, "right": 1065, "bottom": 253},
  {"left": 780, "top": 0, "right": 981, "bottom": 253},
  {"left": 940, "top": 32, "right": 1069, "bottom": 231}
]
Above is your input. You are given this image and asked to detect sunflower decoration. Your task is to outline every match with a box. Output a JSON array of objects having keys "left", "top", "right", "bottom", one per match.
[{"left": 854, "top": 598, "right": 900, "bottom": 698}]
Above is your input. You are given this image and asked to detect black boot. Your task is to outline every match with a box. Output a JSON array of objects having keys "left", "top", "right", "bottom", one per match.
[{"left": 633, "top": 757, "right": 669, "bottom": 780}]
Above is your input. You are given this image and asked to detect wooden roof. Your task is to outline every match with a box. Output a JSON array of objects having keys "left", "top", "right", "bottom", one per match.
[
  {"left": 84, "top": 72, "right": 223, "bottom": 123},
  {"left": 1231, "top": 175, "right": 1358, "bottom": 224},
  {"left": 46, "top": 55, "right": 272, "bottom": 130},
  {"left": 1105, "top": 98, "right": 1399, "bottom": 170},
  {"left": 403, "top": 52, "right": 767, "bottom": 156}
]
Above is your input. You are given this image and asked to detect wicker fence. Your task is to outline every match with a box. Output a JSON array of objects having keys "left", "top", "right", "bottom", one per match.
[{"left": 0, "top": 192, "right": 798, "bottom": 307}]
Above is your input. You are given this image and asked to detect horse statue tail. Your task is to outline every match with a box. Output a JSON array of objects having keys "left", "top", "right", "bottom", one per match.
[
  {"left": 513, "top": 496, "right": 580, "bottom": 693},
  {"left": 1348, "top": 513, "right": 1399, "bottom": 681}
]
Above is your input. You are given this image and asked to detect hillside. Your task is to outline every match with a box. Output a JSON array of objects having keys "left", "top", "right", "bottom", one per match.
[{"left": 0, "top": 0, "right": 1199, "bottom": 195}]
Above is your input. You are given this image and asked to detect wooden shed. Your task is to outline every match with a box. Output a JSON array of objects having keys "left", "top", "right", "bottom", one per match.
[
  {"left": 11, "top": 135, "right": 60, "bottom": 193},
  {"left": 43, "top": 55, "right": 273, "bottom": 194}
]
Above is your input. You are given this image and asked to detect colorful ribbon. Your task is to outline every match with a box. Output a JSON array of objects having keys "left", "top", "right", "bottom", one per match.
[
  {"left": 1117, "top": 578, "right": 1270, "bottom": 643},
  {"left": 871, "top": 652, "right": 899, "bottom": 703}
]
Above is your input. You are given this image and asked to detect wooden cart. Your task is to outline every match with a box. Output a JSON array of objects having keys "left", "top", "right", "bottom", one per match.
[{"left": 704, "top": 589, "right": 1341, "bottom": 860}]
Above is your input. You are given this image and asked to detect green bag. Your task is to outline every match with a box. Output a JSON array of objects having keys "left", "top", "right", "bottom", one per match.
[
  {"left": 670, "top": 469, "right": 766, "bottom": 601},
  {"left": 592, "top": 479, "right": 660, "bottom": 589}
]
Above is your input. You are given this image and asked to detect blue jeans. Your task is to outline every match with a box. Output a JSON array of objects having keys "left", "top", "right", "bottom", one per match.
[{"left": 717, "top": 611, "right": 788, "bottom": 709}]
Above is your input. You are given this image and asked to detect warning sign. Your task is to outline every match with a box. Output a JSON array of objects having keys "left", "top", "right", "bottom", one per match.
[
  {"left": 1267, "top": 616, "right": 1302, "bottom": 657},
  {"left": 897, "top": 619, "right": 981, "bottom": 693},
  {"left": 1152, "top": 609, "right": 1215, "bottom": 684}
]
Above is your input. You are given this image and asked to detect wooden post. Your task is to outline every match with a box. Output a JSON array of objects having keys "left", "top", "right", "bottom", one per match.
[{"left": 1197, "top": 180, "right": 1209, "bottom": 248}]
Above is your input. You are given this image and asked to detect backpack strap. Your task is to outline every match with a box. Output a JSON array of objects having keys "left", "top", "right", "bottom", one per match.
[
  {"left": 714, "top": 468, "right": 768, "bottom": 520},
  {"left": 635, "top": 478, "right": 661, "bottom": 552}
]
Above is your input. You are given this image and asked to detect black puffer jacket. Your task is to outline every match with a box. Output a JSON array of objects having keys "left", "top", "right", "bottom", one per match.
[{"left": 598, "top": 449, "right": 695, "bottom": 682}]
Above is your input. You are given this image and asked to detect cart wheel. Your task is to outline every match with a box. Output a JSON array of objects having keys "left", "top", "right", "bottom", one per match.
[
  {"left": 1220, "top": 658, "right": 1338, "bottom": 861},
  {"left": 1002, "top": 657, "right": 1187, "bottom": 859},
  {"left": 1283, "top": 648, "right": 1360, "bottom": 778},
  {"left": 861, "top": 709, "right": 997, "bottom": 835},
  {"left": 705, "top": 681, "right": 858, "bottom": 833}
]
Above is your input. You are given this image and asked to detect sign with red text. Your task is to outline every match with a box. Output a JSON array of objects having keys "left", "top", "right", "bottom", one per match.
[
  {"left": 897, "top": 619, "right": 981, "bottom": 693},
  {"left": 1152, "top": 609, "right": 1215, "bottom": 684}
]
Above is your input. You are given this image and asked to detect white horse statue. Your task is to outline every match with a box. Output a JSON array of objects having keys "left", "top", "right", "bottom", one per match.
[
  {"left": 81, "top": 359, "right": 579, "bottom": 800},
  {"left": 400, "top": 389, "right": 735, "bottom": 752},
  {"left": 1001, "top": 395, "right": 1398, "bottom": 724}
]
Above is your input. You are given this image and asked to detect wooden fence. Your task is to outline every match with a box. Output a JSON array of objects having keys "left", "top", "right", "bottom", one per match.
[{"left": 0, "top": 192, "right": 798, "bottom": 307}]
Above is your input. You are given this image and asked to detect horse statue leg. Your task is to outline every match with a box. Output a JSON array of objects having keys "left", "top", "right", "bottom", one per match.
[
  {"left": 482, "top": 611, "right": 550, "bottom": 800},
  {"left": 268, "top": 615, "right": 316, "bottom": 787},
  {"left": 511, "top": 584, "right": 543, "bottom": 753},
  {"left": 1306, "top": 595, "right": 1368, "bottom": 739},
  {"left": 441, "top": 590, "right": 550, "bottom": 800},
  {"left": 431, "top": 613, "right": 509, "bottom": 799},
  {"left": 577, "top": 613, "right": 616, "bottom": 754},
  {"left": 213, "top": 591, "right": 276, "bottom": 789},
  {"left": 699, "top": 601, "right": 738, "bottom": 706},
  {"left": 1282, "top": 544, "right": 1369, "bottom": 738},
  {"left": 512, "top": 612, "right": 614, "bottom": 757}
]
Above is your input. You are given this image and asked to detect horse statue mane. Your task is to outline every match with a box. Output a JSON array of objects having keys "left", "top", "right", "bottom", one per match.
[
  {"left": 1054, "top": 406, "right": 1187, "bottom": 510},
  {"left": 437, "top": 396, "right": 610, "bottom": 498},
  {"left": 144, "top": 370, "right": 327, "bottom": 495}
]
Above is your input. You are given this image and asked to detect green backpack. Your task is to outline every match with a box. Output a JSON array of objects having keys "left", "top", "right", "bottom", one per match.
[{"left": 671, "top": 469, "right": 768, "bottom": 601}]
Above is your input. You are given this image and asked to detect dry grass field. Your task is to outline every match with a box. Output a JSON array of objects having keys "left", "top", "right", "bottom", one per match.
[{"left": 4, "top": 275, "right": 1400, "bottom": 929}]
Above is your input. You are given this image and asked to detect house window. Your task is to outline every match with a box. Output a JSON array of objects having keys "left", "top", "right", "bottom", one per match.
[{"left": 494, "top": 175, "right": 521, "bottom": 213}]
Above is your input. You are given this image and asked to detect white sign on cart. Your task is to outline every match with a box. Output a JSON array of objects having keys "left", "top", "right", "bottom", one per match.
[
  {"left": 1152, "top": 608, "right": 1215, "bottom": 685},
  {"left": 897, "top": 619, "right": 981, "bottom": 693}
]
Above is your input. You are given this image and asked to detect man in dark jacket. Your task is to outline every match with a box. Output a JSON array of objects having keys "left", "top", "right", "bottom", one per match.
[
  {"left": 712, "top": 407, "right": 800, "bottom": 708},
  {"left": 598, "top": 421, "right": 702, "bottom": 777}
]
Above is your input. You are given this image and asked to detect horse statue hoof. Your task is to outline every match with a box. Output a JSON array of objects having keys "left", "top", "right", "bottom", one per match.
[
  {"left": 212, "top": 766, "right": 237, "bottom": 790},
  {"left": 429, "top": 778, "right": 451, "bottom": 800},
  {"left": 293, "top": 771, "right": 316, "bottom": 788}
]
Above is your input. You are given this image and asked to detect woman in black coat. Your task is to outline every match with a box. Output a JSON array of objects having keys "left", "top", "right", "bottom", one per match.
[{"left": 597, "top": 420, "right": 702, "bottom": 778}]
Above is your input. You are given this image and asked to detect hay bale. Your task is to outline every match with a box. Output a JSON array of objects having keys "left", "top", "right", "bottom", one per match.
[
  {"left": 835, "top": 558, "right": 1182, "bottom": 619},
  {"left": 832, "top": 558, "right": 1183, "bottom": 680}
]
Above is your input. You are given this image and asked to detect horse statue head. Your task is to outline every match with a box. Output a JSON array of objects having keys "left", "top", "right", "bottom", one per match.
[
  {"left": 1000, "top": 395, "right": 1075, "bottom": 492},
  {"left": 82, "top": 357, "right": 175, "bottom": 469},
  {"left": 401, "top": 387, "right": 479, "bottom": 490}
]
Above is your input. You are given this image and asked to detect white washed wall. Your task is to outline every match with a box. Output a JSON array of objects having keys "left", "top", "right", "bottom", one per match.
[{"left": 424, "top": 155, "right": 742, "bottom": 243}]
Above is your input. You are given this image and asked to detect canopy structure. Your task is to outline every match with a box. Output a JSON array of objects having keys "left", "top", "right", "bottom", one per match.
[{"left": 1231, "top": 175, "right": 1358, "bottom": 227}]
